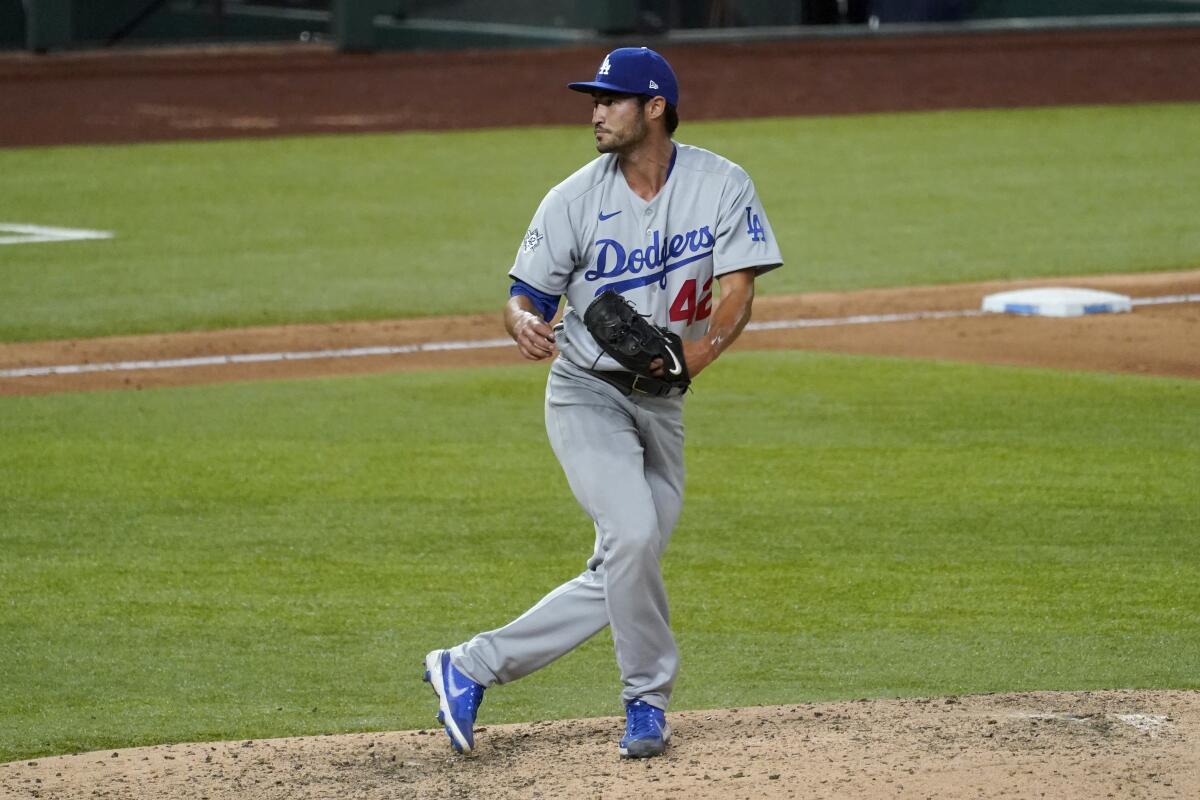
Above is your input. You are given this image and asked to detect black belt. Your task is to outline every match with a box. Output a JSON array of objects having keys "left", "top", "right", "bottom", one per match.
[{"left": 585, "top": 369, "right": 688, "bottom": 398}]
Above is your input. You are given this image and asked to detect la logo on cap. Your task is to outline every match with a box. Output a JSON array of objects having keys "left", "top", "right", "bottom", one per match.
[{"left": 598, "top": 55, "right": 612, "bottom": 76}]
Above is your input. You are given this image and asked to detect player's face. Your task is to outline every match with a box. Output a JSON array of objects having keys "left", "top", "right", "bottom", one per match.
[{"left": 591, "top": 92, "right": 648, "bottom": 154}]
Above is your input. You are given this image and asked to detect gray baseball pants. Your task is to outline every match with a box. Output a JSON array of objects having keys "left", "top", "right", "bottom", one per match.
[{"left": 450, "top": 356, "right": 686, "bottom": 710}]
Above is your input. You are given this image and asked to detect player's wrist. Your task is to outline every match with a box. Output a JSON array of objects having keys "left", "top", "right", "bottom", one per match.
[
  {"left": 508, "top": 307, "right": 538, "bottom": 338},
  {"left": 705, "top": 333, "right": 725, "bottom": 362}
]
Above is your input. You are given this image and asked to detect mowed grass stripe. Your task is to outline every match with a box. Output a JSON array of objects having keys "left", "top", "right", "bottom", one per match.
[
  {"left": 1, "top": 351, "right": 1197, "bottom": 761},
  {"left": 1, "top": 103, "right": 1198, "bottom": 341}
]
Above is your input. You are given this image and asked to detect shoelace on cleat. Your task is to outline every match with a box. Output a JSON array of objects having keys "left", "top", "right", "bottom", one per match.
[{"left": 625, "top": 700, "right": 662, "bottom": 740}]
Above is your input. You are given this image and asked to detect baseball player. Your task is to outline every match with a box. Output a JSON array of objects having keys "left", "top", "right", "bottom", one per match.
[{"left": 424, "top": 46, "right": 782, "bottom": 758}]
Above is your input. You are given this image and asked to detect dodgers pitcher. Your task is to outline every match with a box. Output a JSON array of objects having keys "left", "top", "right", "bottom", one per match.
[{"left": 424, "top": 46, "right": 783, "bottom": 759}]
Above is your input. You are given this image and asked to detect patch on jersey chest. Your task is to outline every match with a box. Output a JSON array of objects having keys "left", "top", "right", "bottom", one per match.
[{"left": 522, "top": 228, "right": 544, "bottom": 254}]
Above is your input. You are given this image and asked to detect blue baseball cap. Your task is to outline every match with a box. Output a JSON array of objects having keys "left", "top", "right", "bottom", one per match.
[{"left": 568, "top": 47, "right": 679, "bottom": 107}]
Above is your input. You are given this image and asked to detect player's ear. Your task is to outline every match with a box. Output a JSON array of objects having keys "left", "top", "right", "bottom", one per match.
[{"left": 645, "top": 96, "right": 666, "bottom": 122}]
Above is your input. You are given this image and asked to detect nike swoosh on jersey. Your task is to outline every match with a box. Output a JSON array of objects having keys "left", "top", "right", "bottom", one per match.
[{"left": 598, "top": 210, "right": 622, "bottom": 221}]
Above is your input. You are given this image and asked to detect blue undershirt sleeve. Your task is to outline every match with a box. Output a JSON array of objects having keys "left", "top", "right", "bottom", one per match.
[{"left": 509, "top": 279, "right": 561, "bottom": 322}]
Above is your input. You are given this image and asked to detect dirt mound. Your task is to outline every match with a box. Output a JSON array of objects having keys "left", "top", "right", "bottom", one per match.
[{"left": 3, "top": 690, "right": 1196, "bottom": 799}]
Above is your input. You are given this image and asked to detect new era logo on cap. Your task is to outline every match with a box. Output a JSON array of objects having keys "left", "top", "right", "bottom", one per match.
[{"left": 567, "top": 47, "right": 679, "bottom": 107}]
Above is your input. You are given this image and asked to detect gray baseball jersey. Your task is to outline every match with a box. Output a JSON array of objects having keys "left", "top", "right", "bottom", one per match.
[{"left": 509, "top": 142, "right": 783, "bottom": 371}]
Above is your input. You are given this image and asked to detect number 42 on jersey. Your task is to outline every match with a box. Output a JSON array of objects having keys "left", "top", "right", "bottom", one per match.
[{"left": 670, "top": 277, "right": 713, "bottom": 325}]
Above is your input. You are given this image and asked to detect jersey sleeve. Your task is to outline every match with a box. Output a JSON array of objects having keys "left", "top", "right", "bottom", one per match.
[
  {"left": 507, "top": 188, "right": 578, "bottom": 294},
  {"left": 712, "top": 174, "right": 783, "bottom": 278}
]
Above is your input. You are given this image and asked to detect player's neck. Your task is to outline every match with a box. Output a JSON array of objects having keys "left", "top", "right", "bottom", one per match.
[{"left": 618, "top": 135, "right": 674, "bottom": 202}]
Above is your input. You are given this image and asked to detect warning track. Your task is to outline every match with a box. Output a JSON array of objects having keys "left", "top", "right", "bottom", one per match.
[{"left": 3, "top": 26, "right": 1200, "bottom": 148}]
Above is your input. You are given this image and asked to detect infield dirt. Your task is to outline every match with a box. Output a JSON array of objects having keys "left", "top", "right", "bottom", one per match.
[
  {"left": 2, "top": 269, "right": 1199, "bottom": 395},
  {"left": 2, "top": 25, "right": 1198, "bottom": 800}
]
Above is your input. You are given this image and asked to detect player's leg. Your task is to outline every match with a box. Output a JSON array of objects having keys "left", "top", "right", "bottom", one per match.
[
  {"left": 446, "top": 360, "right": 639, "bottom": 688},
  {"left": 449, "top": 562, "right": 608, "bottom": 686},
  {"left": 633, "top": 394, "right": 686, "bottom": 557},
  {"left": 593, "top": 386, "right": 686, "bottom": 759},
  {"left": 427, "top": 546, "right": 610, "bottom": 755},
  {"left": 543, "top": 361, "right": 679, "bottom": 711},
  {"left": 585, "top": 387, "right": 685, "bottom": 758},
  {"left": 429, "top": 360, "right": 675, "bottom": 756}
]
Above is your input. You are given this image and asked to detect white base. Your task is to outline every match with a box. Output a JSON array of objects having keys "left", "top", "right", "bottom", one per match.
[{"left": 981, "top": 287, "right": 1132, "bottom": 317}]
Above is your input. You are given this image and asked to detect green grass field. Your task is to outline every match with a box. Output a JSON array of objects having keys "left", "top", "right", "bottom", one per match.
[
  {"left": 1, "top": 354, "right": 1197, "bottom": 762},
  {"left": 1, "top": 103, "right": 1198, "bottom": 341},
  {"left": 2, "top": 103, "right": 1199, "bottom": 763}
]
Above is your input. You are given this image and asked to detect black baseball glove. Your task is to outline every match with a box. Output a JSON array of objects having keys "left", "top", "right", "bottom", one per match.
[{"left": 583, "top": 291, "right": 690, "bottom": 387}]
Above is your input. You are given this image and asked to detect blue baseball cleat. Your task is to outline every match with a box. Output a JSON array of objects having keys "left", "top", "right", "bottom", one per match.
[
  {"left": 422, "top": 649, "right": 485, "bottom": 754},
  {"left": 619, "top": 699, "right": 672, "bottom": 758}
]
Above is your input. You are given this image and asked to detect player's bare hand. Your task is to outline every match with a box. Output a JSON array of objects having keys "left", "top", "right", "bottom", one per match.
[{"left": 513, "top": 312, "right": 557, "bottom": 361}]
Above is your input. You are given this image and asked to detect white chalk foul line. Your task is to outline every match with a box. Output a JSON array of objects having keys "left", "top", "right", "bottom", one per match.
[
  {"left": 2, "top": 292, "right": 1197, "bottom": 380},
  {"left": 0, "top": 223, "right": 114, "bottom": 246},
  {"left": 1130, "top": 292, "right": 1200, "bottom": 307},
  {"left": 0, "top": 338, "right": 514, "bottom": 379},
  {"left": 745, "top": 307, "right": 986, "bottom": 331},
  {"left": 745, "top": 293, "right": 1200, "bottom": 333}
]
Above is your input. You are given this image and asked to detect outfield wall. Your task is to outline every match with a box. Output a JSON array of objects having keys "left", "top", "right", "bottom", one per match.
[{"left": 7, "top": 0, "right": 1200, "bottom": 52}]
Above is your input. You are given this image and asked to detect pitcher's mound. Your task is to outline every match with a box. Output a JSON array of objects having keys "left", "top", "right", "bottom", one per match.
[{"left": 3, "top": 690, "right": 1197, "bottom": 799}]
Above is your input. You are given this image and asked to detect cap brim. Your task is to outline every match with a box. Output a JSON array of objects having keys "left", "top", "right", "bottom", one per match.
[{"left": 567, "top": 81, "right": 645, "bottom": 97}]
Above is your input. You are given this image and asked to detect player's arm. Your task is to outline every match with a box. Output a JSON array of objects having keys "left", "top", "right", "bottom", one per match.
[
  {"left": 685, "top": 267, "right": 756, "bottom": 376},
  {"left": 505, "top": 292, "right": 557, "bottom": 361},
  {"left": 653, "top": 268, "right": 756, "bottom": 379},
  {"left": 667, "top": 170, "right": 778, "bottom": 379},
  {"left": 507, "top": 187, "right": 570, "bottom": 362}
]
